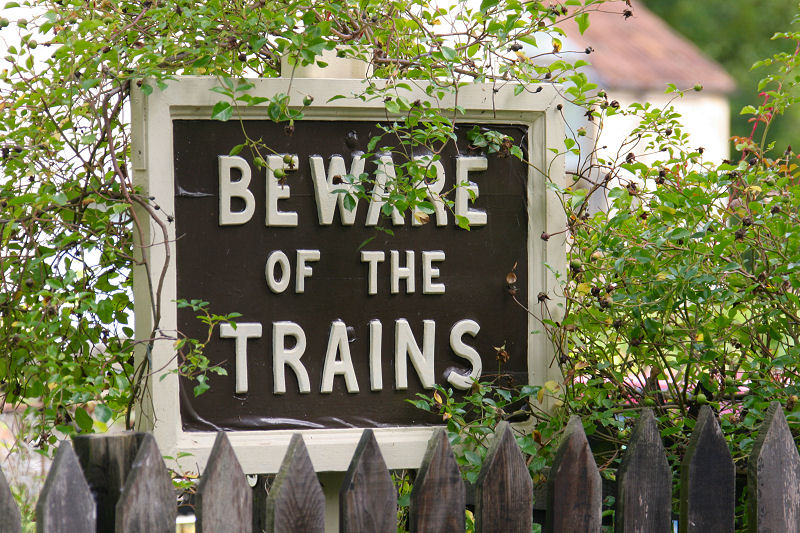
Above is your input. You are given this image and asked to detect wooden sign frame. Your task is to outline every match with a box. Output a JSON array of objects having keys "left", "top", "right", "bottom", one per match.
[{"left": 131, "top": 77, "right": 565, "bottom": 474}]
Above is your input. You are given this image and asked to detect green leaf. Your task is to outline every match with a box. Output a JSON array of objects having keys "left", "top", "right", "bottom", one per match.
[
  {"left": 464, "top": 450, "right": 482, "bottom": 465},
  {"left": 343, "top": 193, "right": 356, "bottom": 212},
  {"left": 398, "top": 492, "right": 410, "bottom": 507},
  {"left": 211, "top": 101, "right": 233, "bottom": 121},
  {"left": 229, "top": 144, "right": 245, "bottom": 156},
  {"left": 479, "top": 0, "right": 499, "bottom": 13},
  {"left": 194, "top": 375, "right": 210, "bottom": 396},
  {"left": 75, "top": 407, "right": 93, "bottom": 432},
  {"left": 94, "top": 404, "right": 112, "bottom": 423},
  {"left": 575, "top": 13, "right": 590, "bottom": 35},
  {"left": 385, "top": 99, "right": 400, "bottom": 114},
  {"left": 441, "top": 46, "right": 457, "bottom": 62}
]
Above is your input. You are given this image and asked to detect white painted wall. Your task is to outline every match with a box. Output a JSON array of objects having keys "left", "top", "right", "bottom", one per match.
[{"left": 596, "top": 90, "right": 731, "bottom": 165}]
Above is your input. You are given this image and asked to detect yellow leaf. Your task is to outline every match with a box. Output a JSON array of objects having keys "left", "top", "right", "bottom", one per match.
[
  {"left": 544, "top": 379, "right": 560, "bottom": 392},
  {"left": 745, "top": 185, "right": 762, "bottom": 194},
  {"left": 576, "top": 282, "right": 591, "bottom": 296},
  {"left": 433, "top": 391, "right": 442, "bottom": 405},
  {"left": 695, "top": 333, "right": 704, "bottom": 342},
  {"left": 537, "top": 387, "right": 545, "bottom": 404}
]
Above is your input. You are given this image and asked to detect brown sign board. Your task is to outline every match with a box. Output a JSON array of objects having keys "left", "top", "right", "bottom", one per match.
[
  {"left": 132, "top": 78, "right": 564, "bottom": 473},
  {"left": 174, "top": 119, "right": 529, "bottom": 431}
]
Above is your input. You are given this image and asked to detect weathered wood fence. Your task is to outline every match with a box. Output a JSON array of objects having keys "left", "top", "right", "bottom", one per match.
[{"left": 1, "top": 402, "right": 799, "bottom": 532}]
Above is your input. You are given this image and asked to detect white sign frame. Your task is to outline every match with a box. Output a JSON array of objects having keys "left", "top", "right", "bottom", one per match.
[{"left": 131, "top": 76, "right": 565, "bottom": 474}]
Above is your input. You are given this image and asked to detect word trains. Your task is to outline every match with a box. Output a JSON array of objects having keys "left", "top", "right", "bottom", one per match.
[{"left": 220, "top": 318, "right": 482, "bottom": 395}]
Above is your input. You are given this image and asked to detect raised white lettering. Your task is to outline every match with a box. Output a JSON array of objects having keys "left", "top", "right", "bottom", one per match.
[
  {"left": 421, "top": 251, "right": 446, "bottom": 294},
  {"left": 309, "top": 153, "right": 365, "bottom": 225},
  {"left": 361, "top": 250, "right": 385, "bottom": 295},
  {"left": 265, "top": 251, "right": 291, "bottom": 293},
  {"left": 218, "top": 156, "right": 255, "bottom": 225},
  {"left": 265, "top": 154, "right": 298, "bottom": 226},
  {"left": 447, "top": 319, "right": 482, "bottom": 389},
  {"left": 295, "top": 249, "right": 320, "bottom": 293},
  {"left": 395, "top": 319, "right": 435, "bottom": 389},
  {"left": 412, "top": 156, "right": 447, "bottom": 226},
  {"left": 455, "top": 156, "right": 488, "bottom": 227},
  {"left": 391, "top": 250, "right": 415, "bottom": 294},
  {"left": 369, "top": 319, "right": 383, "bottom": 391},
  {"left": 320, "top": 320, "right": 360, "bottom": 393},
  {"left": 219, "top": 322, "right": 262, "bottom": 394},
  {"left": 366, "top": 154, "right": 404, "bottom": 226},
  {"left": 273, "top": 321, "right": 310, "bottom": 394}
]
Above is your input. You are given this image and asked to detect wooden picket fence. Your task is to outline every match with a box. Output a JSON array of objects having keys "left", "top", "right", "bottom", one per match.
[{"left": 0, "top": 401, "right": 799, "bottom": 532}]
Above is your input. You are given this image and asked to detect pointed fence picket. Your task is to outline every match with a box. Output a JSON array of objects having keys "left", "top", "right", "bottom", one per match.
[
  {"left": 3, "top": 403, "right": 800, "bottom": 531},
  {"left": 339, "top": 429, "right": 396, "bottom": 533},
  {"left": 0, "top": 457, "right": 21, "bottom": 533},
  {"left": 196, "top": 432, "right": 252, "bottom": 533},
  {"left": 616, "top": 408, "right": 672, "bottom": 533},
  {"left": 408, "top": 428, "right": 465, "bottom": 533},
  {"left": 680, "top": 405, "right": 735, "bottom": 533},
  {"left": 748, "top": 401, "right": 800, "bottom": 533},
  {"left": 546, "top": 415, "right": 602, "bottom": 532},
  {"left": 474, "top": 422, "right": 532, "bottom": 533},
  {"left": 265, "top": 433, "right": 325, "bottom": 533},
  {"left": 114, "top": 433, "right": 176, "bottom": 533},
  {"left": 35, "top": 441, "right": 95, "bottom": 533}
]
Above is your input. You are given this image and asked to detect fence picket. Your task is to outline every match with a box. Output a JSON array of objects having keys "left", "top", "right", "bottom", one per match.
[
  {"left": 252, "top": 474, "right": 270, "bottom": 533},
  {"left": 474, "top": 421, "right": 532, "bottom": 533},
  {"left": 748, "top": 401, "right": 800, "bottom": 533},
  {"left": 0, "top": 459, "right": 21, "bottom": 533},
  {"left": 36, "top": 441, "right": 95, "bottom": 533},
  {"left": 114, "top": 434, "right": 176, "bottom": 533},
  {"left": 265, "top": 434, "right": 325, "bottom": 533},
  {"left": 196, "top": 432, "right": 252, "bottom": 533},
  {"left": 339, "top": 429, "right": 396, "bottom": 533},
  {"left": 409, "top": 428, "right": 465, "bottom": 533},
  {"left": 679, "top": 405, "right": 734, "bottom": 533},
  {"left": 546, "top": 415, "right": 601, "bottom": 533},
  {"left": 615, "top": 408, "right": 671, "bottom": 533},
  {"left": 73, "top": 432, "right": 146, "bottom": 533}
]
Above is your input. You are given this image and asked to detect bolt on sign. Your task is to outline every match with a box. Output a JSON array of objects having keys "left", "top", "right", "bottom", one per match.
[{"left": 132, "top": 78, "right": 565, "bottom": 473}]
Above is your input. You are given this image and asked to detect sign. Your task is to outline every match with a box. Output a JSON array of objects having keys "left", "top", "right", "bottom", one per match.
[{"left": 132, "top": 78, "right": 565, "bottom": 473}]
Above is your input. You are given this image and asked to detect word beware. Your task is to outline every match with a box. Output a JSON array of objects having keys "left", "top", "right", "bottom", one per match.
[{"left": 218, "top": 153, "right": 489, "bottom": 227}]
